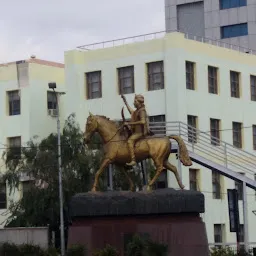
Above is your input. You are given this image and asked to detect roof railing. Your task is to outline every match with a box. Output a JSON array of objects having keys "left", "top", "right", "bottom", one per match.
[{"left": 76, "top": 30, "right": 256, "bottom": 56}]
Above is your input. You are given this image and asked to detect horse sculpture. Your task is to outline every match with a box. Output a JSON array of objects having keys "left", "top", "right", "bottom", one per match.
[{"left": 83, "top": 112, "right": 192, "bottom": 192}]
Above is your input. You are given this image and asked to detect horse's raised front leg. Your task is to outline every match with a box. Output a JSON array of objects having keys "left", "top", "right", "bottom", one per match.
[{"left": 91, "top": 158, "right": 111, "bottom": 192}]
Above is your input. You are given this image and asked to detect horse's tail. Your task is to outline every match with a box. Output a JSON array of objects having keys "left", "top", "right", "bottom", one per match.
[{"left": 169, "top": 135, "right": 192, "bottom": 166}]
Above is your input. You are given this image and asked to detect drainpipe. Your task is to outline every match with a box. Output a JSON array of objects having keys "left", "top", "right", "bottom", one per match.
[{"left": 242, "top": 181, "right": 249, "bottom": 252}]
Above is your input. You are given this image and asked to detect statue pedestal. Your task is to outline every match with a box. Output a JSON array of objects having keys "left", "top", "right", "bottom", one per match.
[{"left": 68, "top": 188, "right": 209, "bottom": 256}]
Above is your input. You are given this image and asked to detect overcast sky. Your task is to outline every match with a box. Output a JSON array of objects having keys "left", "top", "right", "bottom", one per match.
[{"left": 0, "top": 0, "right": 165, "bottom": 63}]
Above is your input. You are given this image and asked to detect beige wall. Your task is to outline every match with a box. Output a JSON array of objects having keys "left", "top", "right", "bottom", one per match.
[{"left": 0, "top": 227, "right": 49, "bottom": 249}]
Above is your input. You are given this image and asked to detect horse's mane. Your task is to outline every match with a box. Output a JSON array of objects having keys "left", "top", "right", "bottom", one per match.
[
  {"left": 96, "top": 115, "right": 119, "bottom": 128},
  {"left": 94, "top": 115, "right": 128, "bottom": 140}
]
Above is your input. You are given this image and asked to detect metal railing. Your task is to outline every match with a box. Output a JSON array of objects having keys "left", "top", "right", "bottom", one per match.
[
  {"left": 76, "top": 30, "right": 256, "bottom": 56},
  {"left": 148, "top": 121, "right": 256, "bottom": 178},
  {"left": 77, "top": 31, "right": 166, "bottom": 50},
  {"left": 184, "top": 32, "right": 256, "bottom": 55}
]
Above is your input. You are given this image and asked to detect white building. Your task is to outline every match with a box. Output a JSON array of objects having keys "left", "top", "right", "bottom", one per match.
[
  {"left": 65, "top": 31, "right": 256, "bottom": 248},
  {"left": 0, "top": 58, "right": 65, "bottom": 226}
]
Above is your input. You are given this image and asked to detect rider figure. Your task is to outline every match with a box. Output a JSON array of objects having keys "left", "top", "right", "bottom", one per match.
[{"left": 121, "top": 94, "right": 151, "bottom": 166}]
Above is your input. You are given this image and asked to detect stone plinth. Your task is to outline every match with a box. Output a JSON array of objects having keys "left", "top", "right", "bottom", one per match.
[{"left": 68, "top": 188, "right": 209, "bottom": 256}]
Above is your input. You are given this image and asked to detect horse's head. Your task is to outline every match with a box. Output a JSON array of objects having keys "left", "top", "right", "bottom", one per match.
[{"left": 83, "top": 112, "right": 98, "bottom": 144}]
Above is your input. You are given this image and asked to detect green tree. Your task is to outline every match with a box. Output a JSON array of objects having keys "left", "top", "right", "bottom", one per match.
[{"left": 1, "top": 113, "right": 103, "bottom": 227}]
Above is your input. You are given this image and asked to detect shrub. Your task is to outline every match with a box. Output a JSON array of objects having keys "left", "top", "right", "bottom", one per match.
[
  {"left": 125, "top": 234, "right": 146, "bottom": 256},
  {"left": 93, "top": 244, "right": 119, "bottom": 256},
  {"left": 146, "top": 239, "right": 168, "bottom": 256},
  {"left": 0, "top": 242, "right": 20, "bottom": 256},
  {"left": 66, "top": 244, "right": 86, "bottom": 256},
  {"left": 19, "top": 243, "right": 45, "bottom": 256},
  {"left": 45, "top": 246, "right": 60, "bottom": 256},
  {"left": 0, "top": 242, "right": 60, "bottom": 256},
  {"left": 125, "top": 234, "right": 168, "bottom": 256},
  {"left": 211, "top": 247, "right": 236, "bottom": 256},
  {"left": 237, "top": 248, "right": 253, "bottom": 256},
  {"left": 210, "top": 247, "right": 253, "bottom": 256}
]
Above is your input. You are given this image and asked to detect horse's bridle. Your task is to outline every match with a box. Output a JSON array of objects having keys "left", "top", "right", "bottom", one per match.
[{"left": 90, "top": 116, "right": 126, "bottom": 145}]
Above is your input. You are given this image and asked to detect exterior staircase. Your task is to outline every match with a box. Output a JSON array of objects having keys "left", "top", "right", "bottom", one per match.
[{"left": 149, "top": 121, "right": 256, "bottom": 189}]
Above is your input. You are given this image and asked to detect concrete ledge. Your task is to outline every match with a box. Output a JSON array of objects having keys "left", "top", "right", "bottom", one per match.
[{"left": 70, "top": 188, "right": 205, "bottom": 217}]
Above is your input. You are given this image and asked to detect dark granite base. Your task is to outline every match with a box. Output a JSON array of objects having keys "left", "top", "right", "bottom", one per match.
[
  {"left": 70, "top": 188, "right": 205, "bottom": 217},
  {"left": 68, "top": 189, "right": 209, "bottom": 256}
]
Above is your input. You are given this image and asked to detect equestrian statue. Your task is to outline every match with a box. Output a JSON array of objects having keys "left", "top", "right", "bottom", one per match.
[{"left": 83, "top": 94, "right": 192, "bottom": 192}]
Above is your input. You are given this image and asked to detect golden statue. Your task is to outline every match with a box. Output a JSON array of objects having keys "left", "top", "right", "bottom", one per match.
[
  {"left": 121, "top": 94, "right": 153, "bottom": 166},
  {"left": 84, "top": 95, "right": 192, "bottom": 192}
]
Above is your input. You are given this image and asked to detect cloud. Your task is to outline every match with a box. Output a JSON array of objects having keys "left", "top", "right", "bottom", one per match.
[{"left": 0, "top": 0, "right": 165, "bottom": 63}]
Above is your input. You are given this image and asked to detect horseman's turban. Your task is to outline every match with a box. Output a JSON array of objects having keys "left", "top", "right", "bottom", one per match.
[{"left": 135, "top": 94, "right": 144, "bottom": 104}]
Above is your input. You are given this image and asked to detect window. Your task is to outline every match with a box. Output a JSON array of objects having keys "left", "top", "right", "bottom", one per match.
[
  {"left": 230, "top": 71, "right": 240, "bottom": 98},
  {"left": 253, "top": 125, "right": 256, "bottom": 150},
  {"left": 250, "top": 75, "right": 256, "bottom": 101},
  {"left": 212, "top": 171, "right": 221, "bottom": 199},
  {"left": 233, "top": 122, "right": 242, "bottom": 148},
  {"left": 17, "top": 62, "right": 29, "bottom": 87},
  {"left": 8, "top": 136, "right": 21, "bottom": 159},
  {"left": 189, "top": 168, "right": 199, "bottom": 191},
  {"left": 149, "top": 115, "right": 166, "bottom": 135},
  {"left": 220, "top": 0, "right": 247, "bottom": 10},
  {"left": 0, "top": 182, "right": 7, "bottom": 209},
  {"left": 214, "top": 224, "right": 224, "bottom": 244},
  {"left": 210, "top": 119, "right": 220, "bottom": 146},
  {"left": 186, "top": 61, "right": 195, "bottom": 90},
  {"left": 187, "top": 115, "right": 197, "bottom": 143},
  {"left": 147, "top": 61, "right": 164, "bottom": 91},
  {"left": 221, "top": 23, "right": 248, "bottom": 39},
  {"left": 47, "top": 91, "right": 57, "bottom": 110},
  {"left": 208, "top": 66, "right": 218, "bottom": 94},
  {"left": 118, "top": 66, "right": 134, "bottom": 94},
  {"left": 8, "top": 90, "right": 20, "bottom": 116},
  {"left": 86, "top": 71, "right": 102, "bottom": 99},
  {"left": 235, "top": 173, "right": 244, "bottom": 200}
]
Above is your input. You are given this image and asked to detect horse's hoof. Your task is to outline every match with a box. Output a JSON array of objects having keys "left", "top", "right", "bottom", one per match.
[
  {"left": 180, "top": 185, "right": 185, "bottom": 190},
  {"left": 91, "top": 187, "right": 97, "bottom": 192},
  {"left": 146, "top": 185, "right": 152, "bottom": 192}
]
